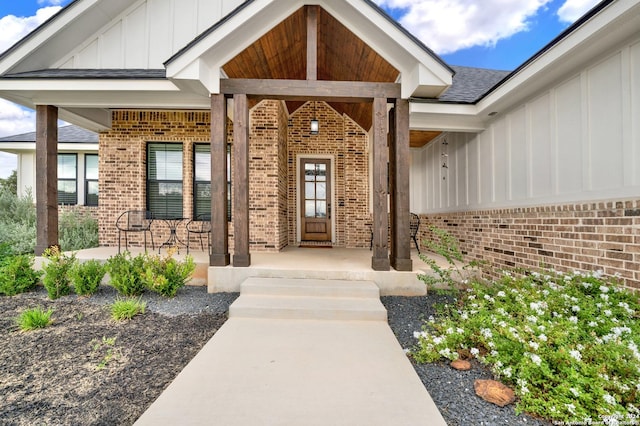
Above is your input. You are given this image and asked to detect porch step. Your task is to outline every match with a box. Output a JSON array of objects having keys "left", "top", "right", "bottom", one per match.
[
  {"left": 229, "top": 278, "right": 387, "bottom": 321},
  {"left": 240, "top": 277, "right": 380, "bottom": 298}
]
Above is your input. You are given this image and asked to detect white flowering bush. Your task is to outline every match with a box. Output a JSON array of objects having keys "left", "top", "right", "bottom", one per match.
[{"left": 412, "top": 269, "right": 640, "bottom": 423}]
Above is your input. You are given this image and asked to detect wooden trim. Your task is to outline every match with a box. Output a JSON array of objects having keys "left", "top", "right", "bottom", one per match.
[
  {"left": 35, "top": 105, "right": 59, "bottom": 256},
  {"left": 390, "top": 99, "right": 412, "bottom": 271},
  {"left": 220, "top": 79, "right": 401, "bottom": 102},
  {"left": 306, "top": 5, "right": 317, "bottom": 81},
  {"left": 371, "top": 97, "right": 390, "bottom": 271},
  {"left": 232, "top": 94, "right": 251, "bottom": 267},
  {"left": 210, "top": 94, "right": 230, "bottom": 266}
]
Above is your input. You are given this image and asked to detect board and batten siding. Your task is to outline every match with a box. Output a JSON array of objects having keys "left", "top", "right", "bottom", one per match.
[
  {"left": 410, "top": 39, "right": 640, "bottom": 214},
  {"left": 54, "top": 0, "right": 244, "bottom": 69}
]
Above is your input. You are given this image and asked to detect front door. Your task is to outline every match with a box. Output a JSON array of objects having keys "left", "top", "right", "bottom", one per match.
[{"left": 300, "top": 159, "right": 332, "bottom": 241}]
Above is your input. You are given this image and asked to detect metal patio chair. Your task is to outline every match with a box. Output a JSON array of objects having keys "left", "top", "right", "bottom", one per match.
[
  {"left": 116, "top": 210, "right": 154, "bottom": 253},
  {"left": 186, "top": 213, "right": 211, "bottom": 254},
  {"left": 369, "top": 212, "right": 421, "bottom": 253}
]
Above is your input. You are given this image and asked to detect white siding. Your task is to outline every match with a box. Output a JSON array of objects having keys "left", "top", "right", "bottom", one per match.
[
  {"left": 410, "top": 37, "right": 640, "bottom": 213},
  {"left": 56, "top": 0, "right": 244, "bottom": 69}
]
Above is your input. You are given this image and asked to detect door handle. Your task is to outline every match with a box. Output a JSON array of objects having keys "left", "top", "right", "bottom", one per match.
[{"left": 328, "top": 203, "right": 331, "bottom": 219}]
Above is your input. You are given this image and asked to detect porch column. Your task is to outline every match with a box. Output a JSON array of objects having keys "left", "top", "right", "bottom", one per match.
[
  {"left": 371, "top": 97, "right": 390, "bottom": 271},
  {"left": 232, "top": 93, "right": 251, "bottom": 267},
  {"left": 389, "top": 99, "right": 412, "bottom": 271},
  {"left": 210, "top": 94, "right": 230, "bottom": 266},
  {"left": 34, "top": 105, "right": 59, "bottom": 256}
]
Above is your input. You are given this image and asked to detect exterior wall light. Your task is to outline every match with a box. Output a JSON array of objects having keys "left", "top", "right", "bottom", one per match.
[
  {"left": 310, "top": 118, "right": 319, "bottom": 135},
  {"left": 310, "top": 101, "right": 319, "bottom": 134}
]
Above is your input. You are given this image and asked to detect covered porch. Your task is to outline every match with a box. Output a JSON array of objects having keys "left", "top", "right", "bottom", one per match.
[{"left": 72, "top": 246, "right": 439, "bottom": 296}]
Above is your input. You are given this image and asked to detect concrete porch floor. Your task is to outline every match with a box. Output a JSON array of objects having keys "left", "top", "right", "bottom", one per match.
[{"left": 69, "top": 246, "right": 439, "bottom": 296}]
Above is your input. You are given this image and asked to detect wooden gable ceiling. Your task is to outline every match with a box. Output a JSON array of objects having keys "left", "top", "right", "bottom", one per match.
[{"left": 222, "top": 6, "right": 400, "bottom": 131}]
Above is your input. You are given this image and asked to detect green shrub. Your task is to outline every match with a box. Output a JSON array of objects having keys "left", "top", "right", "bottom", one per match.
[
  {"left": 0, "top": 189, "right": 36, "bottom": 255},
  {"left": 15, "top": 307, "right": 54, "bottom": 331},
  {"left": 0, "top": 254, "right": 42, "bottom": 296},
  {"left": 72, "top": 259, "right": 106, "bottom": 296},
  {"left": 142, "top": 251, "right": 196, "bottom": 298},
  {"left": 417, "top": 225, "right": 483, "bottom": 292},
  {"left": 106, "top": 252, "right": 146, "bottom": 296},
  {"left": 412, "top": 270, "right": 640, "bottom": 423},
  {"left": 59, "top": 210, "right": 99, "bottom": 251},
  {"left": 110, "top": 298, "right": 146, "bottom": 321},
  {"left": 42, "top": 246, "right": 77, "bottom": 299}
]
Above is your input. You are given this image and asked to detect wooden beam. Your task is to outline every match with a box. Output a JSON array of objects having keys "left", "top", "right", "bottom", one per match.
[
  {"left": 210, "top": 94, "right": 230, "bottom": 266},
  {"left": 220, "top": 79, "right": 400, "bottom": 102},
  {"left": 306, "top": 5, "right": 317, "bottom": 81},
  {"left": 390, "top": 99, "right": 412, "bottom": 271},
  {"left": 35, "top": 105, "right": 59, "bottom": 256},
  {"left": 232, "top": 94, "right": 251, "bottom": 267},
  {"left": 371, "top": 97, "right": 390, "bottom": 271}
]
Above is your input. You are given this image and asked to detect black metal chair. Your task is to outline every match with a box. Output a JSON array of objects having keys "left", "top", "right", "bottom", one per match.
[
  {"left": 186, "top": 213, "right": 211, "bottom": 254},
  {"left": 369, "top": 212, "right": 421, "bottom": 253},
  {"left": 116, "top": 210, "right": 154, "bottom": 253}
]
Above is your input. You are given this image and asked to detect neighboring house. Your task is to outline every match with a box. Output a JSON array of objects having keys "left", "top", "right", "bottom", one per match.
[
  {"left": 0, "top": 125, "right": 99, "bottom": 207},
  {"left": 0, "top": 0, "right": 638, "bottom": 289}
]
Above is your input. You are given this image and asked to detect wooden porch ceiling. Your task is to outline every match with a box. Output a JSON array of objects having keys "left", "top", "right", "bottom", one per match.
[{"left": 222, "top": 6, "right": 399, "bottom": 131}]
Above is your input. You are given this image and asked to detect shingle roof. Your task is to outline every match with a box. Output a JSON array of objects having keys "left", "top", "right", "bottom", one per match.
[
  {"left": 0, "top": 125, "right": 98, "bottom": 143},
  {"left": 433, "top": 66, "right": 511, "bottom": 103},
  {"left": 3, "top": 69, "right": 166, "bottom": 79}
]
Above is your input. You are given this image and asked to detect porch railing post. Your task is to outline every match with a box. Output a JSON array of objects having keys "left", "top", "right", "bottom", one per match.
[
  {"left": 371, "top": 97, "right": 390, "bottom": 271},
  {"left": 232, "top": 93, "right": 251, "bottom": 267},
  {"left": 390, "top": 98, "right": 412, "bottom": 271},
  {"left": 210, "top": 94, "right": 230, "bottom": 266},
  {"left": 35, "top": 105, "right": 59, "bottom": 256}
]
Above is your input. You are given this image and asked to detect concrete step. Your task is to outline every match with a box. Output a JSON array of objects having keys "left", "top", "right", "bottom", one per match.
[
  {"left": 240, "top": 277, "right": 380, "bottom": 298},
  {"left": 231, "top": 277, "right": 387, "bottom": 321},
  {"left": 229, "top": 293, "right": 388, "bottom": 321}
]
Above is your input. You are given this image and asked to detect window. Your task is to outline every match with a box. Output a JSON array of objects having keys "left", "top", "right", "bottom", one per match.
[
  {"left": 193, "top": 144, "right": 231, "bottom": 221},
  {"left": 147, "top": 143, "right": 183, "bottom": 219},
  {"left": 85, "top": 154, "right": 99, "bottom": 206},
  {"left": 58, "top": 154, "right": 77, "bottom": 205}
]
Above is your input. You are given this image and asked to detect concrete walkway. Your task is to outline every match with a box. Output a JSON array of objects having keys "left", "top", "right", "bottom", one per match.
[{"left": 135, "top": 278, "right": 446, "bottom": 425}]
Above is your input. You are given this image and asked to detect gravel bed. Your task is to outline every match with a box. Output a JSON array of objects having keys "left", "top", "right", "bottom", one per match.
[{"left": 382, "top": 295, "right": 552, "bottom": 426}]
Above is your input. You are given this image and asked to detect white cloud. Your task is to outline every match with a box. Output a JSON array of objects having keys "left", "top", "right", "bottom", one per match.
[
  {"left": 557, "top": 0, "right": 600, "bottom": 23},
  {"left": 38, "top": 0, "right": 67, "bottom": 5},
  {"left": 0, "top": 6, "right": 62, "bottom": 54},
  {"left": 0, "top": 99, "right": 35, "bottom": 138},
  {"left": 374, "top": 0, "right": 553, "bottom": 54}
]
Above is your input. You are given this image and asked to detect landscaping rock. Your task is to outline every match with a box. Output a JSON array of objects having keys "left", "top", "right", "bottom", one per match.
[
  {"left": 474, "top": 379, "right": 516, "bottom": 407},
  {"left": 451, "top": 359, "right": 472, "bottom": 371}
]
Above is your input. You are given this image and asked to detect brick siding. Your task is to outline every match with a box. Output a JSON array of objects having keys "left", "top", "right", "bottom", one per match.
[
  {"left": 98, "top": 102, "right": 370, "bottom": 251},
  {"left": 418, "top": 199, "right": 640, "bottom": 291}
]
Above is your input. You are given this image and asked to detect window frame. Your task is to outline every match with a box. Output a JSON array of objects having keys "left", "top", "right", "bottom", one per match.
[
  {"left": 146, "top": 142, "right": 184, "bottom": 220},
  {"left": 193, "top": 143, "right": 231, "bottom": 221},
  {"left": 84, "top": 154, "right": 99, "bottom": 206},
  {"left": 57, "top": 153, "right": 78, "bottom": 205}
]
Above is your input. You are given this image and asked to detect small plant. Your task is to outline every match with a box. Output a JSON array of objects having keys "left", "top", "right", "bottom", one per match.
[
  {"left": 417, "top": 225, "right": 483, "bottom": 292},
  {"left": 15, "top": 307, "right": 54, "bottom": 331},
  {"left": 90, "top": 336, "right": 118, "bottom": 370},
  {"left": 110, "top": 297, "right": 146, "bottom": 321},
  {"left": 42, "top": 245, "right": 77, "bottom": 300},
  {"left": 0, "top": 253, "right": 42, "bottom": 296},
  {"left": 106, "top": 252, "right": 146, "bottom": 296},
  {"left": 71, "top": 259, "right": 106, "bottom": 296},
  {"left": 142, "top": 249, "right": 196, "bottom": 298}
]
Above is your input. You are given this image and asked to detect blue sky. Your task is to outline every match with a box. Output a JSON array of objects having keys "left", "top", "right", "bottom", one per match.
[{"left": 0, "top": 0, "right": 601, "bottom": 177}]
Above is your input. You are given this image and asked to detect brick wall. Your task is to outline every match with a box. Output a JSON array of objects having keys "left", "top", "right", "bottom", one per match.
[
  {"left": 287, "top": 102, "right": 370, "bottom": 248},
  {"left": 99, "top": 104, "right": 371, "bottom": 251},
  {"left": 419, "top": 198, "right": 640, "bottom": 290},
  {"left": 99, "top": 110, "right": 212, "bottom": 248}
]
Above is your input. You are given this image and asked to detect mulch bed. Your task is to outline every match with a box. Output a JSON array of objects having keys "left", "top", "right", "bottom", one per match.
[{"left": 0, "top": 292, "right": 226, "bottom": 426}]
